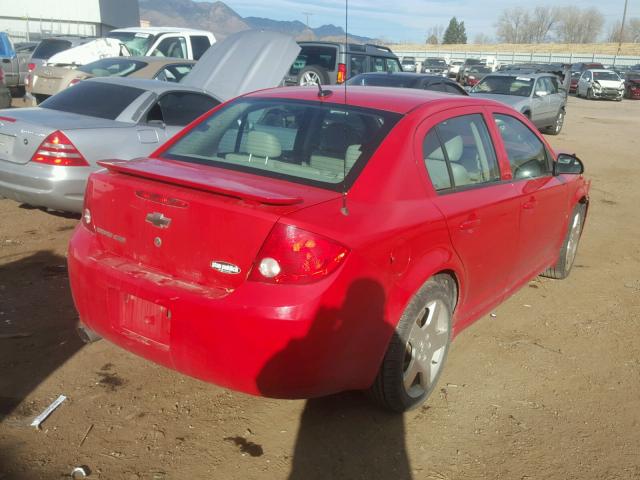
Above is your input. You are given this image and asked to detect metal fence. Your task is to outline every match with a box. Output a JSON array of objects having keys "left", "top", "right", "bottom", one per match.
[{"left": 394, "top": 49, "right": 640, "bottom": 67}]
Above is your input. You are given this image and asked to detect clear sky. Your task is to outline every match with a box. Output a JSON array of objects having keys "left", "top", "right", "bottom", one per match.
[{"left": 219, "top": 0, "right": 640, "bottom": 43}]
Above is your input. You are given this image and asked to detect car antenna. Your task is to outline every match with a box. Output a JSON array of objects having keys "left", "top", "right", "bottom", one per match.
[{"left": 341, "top": 0, "right": 350, "bottom": 216}]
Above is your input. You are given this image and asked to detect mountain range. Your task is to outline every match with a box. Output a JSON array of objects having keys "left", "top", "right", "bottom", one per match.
[{"left": 139, "top": 0, "right": 373, "bottom": 42}]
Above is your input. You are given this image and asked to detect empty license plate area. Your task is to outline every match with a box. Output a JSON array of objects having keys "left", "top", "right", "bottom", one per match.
[
  {"left": 0, "top": 133, "right": 15, "bottom": 158},
  {"left": 115, "top": 292, "right": 171, "bottom": 347}
]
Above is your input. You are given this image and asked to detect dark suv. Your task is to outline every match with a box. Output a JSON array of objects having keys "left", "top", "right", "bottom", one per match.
[{"left": 284, "top": 42, "right": 402, "bottom": 86}]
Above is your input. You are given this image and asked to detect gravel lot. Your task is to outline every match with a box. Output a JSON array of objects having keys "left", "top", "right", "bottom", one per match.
[{"left": 1, "top": 96, "right": 639, "bottom": 480}]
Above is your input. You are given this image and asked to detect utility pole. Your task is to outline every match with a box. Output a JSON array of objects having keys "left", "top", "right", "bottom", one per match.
[
  {"left": 617, "top": 0, "right": 629, "bottom": 56},
  {"left": 302, "top": 12, "right": 314, "bottom": 28}
]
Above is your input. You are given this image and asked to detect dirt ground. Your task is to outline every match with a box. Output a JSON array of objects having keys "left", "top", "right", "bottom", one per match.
[{"left": 1, "top": 96, "right": 639, "bottom": 480}]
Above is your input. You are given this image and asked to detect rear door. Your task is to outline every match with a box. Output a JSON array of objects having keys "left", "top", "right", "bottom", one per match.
[
  {"left": 491, "top": 111, "right": 568, "bottom": 281},
  {"left": 416, "top": 107, "right": 519, "bottom": 321}
]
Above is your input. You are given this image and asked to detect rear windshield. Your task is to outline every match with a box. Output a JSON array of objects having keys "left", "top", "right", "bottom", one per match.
[
  {"left": 473, "top": 75, "right": 534, "bottom": 97},
  {"left": 78, "top": 58, "right": 147, "bottom": 77},
  {"left": 163, "top": 99, "right": 401, "bottom": 191},
  {"left": 107, "top": 32, "right": 156, "bottom": 56},
  {"left": 290, "top": 46, "right": 337, "bottom": 75},
  {"left": 32, "top": 39, "right": 73, "bottom": 59},
  {"left": 40, "top": 81, "right": 145, "bottom": 120}
]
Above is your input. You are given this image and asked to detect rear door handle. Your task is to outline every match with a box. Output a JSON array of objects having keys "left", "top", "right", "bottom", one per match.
[{"left": 459, "top": 218, "right": 481, "bottom": 231}]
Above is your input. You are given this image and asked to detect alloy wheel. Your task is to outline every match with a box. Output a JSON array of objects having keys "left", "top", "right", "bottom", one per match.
[
  {"left": 300, "top": 71, "right": 321, "bottom": 86},
  {"left": 402, "top": 299, "right": 449, "bottom": 398}
]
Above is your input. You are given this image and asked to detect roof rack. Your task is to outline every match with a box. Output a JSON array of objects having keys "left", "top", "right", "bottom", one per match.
[{"left": 365, "top": 43, "right": 392, "bottom": 52}]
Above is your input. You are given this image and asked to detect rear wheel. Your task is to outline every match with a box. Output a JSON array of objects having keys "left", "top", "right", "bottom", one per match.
[
  {"left": 369, "top": 276, "right": 453, "bottom": 412},
  {"left": 542, "top": 203, "right": 586, "bottom": 279},
  {"left": 298, "top": 66, "right": 329, "bottom": 86}
]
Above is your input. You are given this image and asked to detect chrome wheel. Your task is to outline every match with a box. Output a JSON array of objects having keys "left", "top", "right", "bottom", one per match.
[
  {"left": 299, "top": 71, "right": 322, "bottom": 86},
  {"left": 564, "top": 211, "right": 582, "bottom": 271},
  {"left": 555, "top": 111, "right": 565, "bottom": 133},
  {"left": 402, "top": 299, "right": 449, "bottom": 398}
]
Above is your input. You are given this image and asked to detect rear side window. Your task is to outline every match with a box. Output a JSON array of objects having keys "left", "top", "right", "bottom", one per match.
[
  {"left": 32, "top": 39, "right": 72, "bottom": 59},
  {"left": 350, "top": 55, "right": 366, "bottom": 77},
  {"left": 164, "top": 99, "right": 400, "bottom": 190},
  {"left": 190, "top": 36, "right": 211, "bottom": 60},
  {"left": 146, "top": 92, "right": 219, "bottom": 126},
  {"left": 423, "top": 114, "right": 501, "bottom": 191},
  {"left": 40, "top": 81, "right": 144, "bottom": 120},
  {"left": 290, "top": 46, "right": 337, "bottom": 75},
  {"left": 494, "top": 114, "right": 551, "bottom": 179}
]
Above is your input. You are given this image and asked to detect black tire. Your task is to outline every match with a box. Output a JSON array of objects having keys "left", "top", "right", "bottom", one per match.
[
  {"left": 542, "top": 203, "right": 586, "bottom": 280},
  {"left": 369, "top": 275, "right": 454, "bottom": 413},
  {"left": 587, "top": 88, "right": 594, "bottom": 100},
  {"left": 545, "top": 109, "right": 565, "bottom": 136},
  {"left": 297, "top": 65, "right": 329, "bottom": 86}
]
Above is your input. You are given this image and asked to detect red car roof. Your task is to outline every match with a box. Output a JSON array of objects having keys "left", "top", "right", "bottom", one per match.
[{"left": 246, "top": 86, "right": 482, "bottom": 114}]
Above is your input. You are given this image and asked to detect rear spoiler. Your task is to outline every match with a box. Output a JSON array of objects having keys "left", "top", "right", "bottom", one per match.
[{"left": 97, "top": 159, "right": 303, "bottom": 206}]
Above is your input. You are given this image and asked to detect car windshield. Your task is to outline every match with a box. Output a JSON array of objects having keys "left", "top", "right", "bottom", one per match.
[
  {"left": 32, "top": 39, "right": 73, "bottom": 59},
  {"left": 107, "top": 32, "right": 156, "bottom": 56},
  {"left": 473, "top": 75, "right": 534, "bottom": 96},
  {"left": 425, "top": 59, "right": 447, "bottom": 66},
  {"left": 290, "top": 46, "right": 337, "bottom": 75},
  {"left": 163, "top": 99, "right": 401, "bottom": 190},
  {"left": 402, "top": 59, "right": 415, "bottom": 65},
  {"left": 40, "top": 81, "right": 145, "bottom": 120},
  {"left": 347, "top": 74, "right": 419, "bottom": 88},
  {"left": 593, "top": 71, "right": 620, "bottom": 81},
  {"left": 78, "top": 58, "right": 148, "bottom": 77}
]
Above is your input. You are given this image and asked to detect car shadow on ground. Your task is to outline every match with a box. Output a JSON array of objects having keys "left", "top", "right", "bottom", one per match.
[
  {"left": 0, "top": 250, "right": 83, "bottom": 422},
  {"left": 257, "top": 279, "right": 412, "bottom": 480}
]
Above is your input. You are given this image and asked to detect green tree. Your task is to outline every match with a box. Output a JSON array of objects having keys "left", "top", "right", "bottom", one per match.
[{"left": 442, "top": 17, "right": 467, "bottom": 44}]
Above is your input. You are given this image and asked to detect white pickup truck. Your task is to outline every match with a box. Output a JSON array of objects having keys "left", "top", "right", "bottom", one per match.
[{"left": 106, "top": 27, "right": 216, "bottom": 60}]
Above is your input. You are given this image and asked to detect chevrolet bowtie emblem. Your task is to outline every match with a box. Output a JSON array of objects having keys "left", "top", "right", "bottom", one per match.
[{"left": 145, "top": 212, "right": 172, "bottom": 229}]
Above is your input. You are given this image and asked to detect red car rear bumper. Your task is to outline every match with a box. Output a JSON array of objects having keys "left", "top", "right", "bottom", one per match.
[
  {"left": 627, "top": 87, "right": 640, "bottom": 99},
  {"left": 68, "top": 225, "right": 392, "bottom": 399}
]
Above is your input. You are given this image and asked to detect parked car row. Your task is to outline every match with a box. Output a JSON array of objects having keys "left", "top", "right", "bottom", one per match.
[{"left": 0, "top": 28, "right": 591, "bottom": 414}]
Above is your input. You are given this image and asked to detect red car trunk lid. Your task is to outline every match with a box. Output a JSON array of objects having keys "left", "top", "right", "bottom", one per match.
[{"left": 88, "top": 158, "right": 340, "bottom": 291}]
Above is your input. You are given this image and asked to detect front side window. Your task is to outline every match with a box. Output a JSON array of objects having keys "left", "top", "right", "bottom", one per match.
[
  {"left": 152, "top": 36, "right": 187, "bottom": 58},
  {"left": 372, "top": 57, "right": 385, "bottom": 72},
  {"left": 494, "top": 114, "right": 551, "bottom": 179},
  {"left": 350, "top": 55, "right": 366, "bottom": 77},
  {"left": 107, "top": 32, "right": 155, "bottom": 56},
  {"left": 423, "top": 114, "right": 501, "bottom": 191},
  {"left": 164, "top": 99, "right": 400, "bottom": 190}
]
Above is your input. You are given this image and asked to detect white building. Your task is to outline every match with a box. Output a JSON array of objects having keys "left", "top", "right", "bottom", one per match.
[{"left": 1, "top": 0, "right": 140, "bottom": 41}]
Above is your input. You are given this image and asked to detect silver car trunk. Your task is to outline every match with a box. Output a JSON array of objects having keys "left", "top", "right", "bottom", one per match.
[
  {"left": 0, "top": 108, "right": 126, "bottom": 165},
  {"left": 181, "top": 30, "right": 300, "bottom": 102}
]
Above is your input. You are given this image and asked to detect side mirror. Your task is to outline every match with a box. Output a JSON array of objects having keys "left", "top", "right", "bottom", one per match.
[
  {"left": 1, "top": 58, "right": 10, "bottom": 64},
  {"left": 554, "top": 153, "right": 584, "bottom": 175}
]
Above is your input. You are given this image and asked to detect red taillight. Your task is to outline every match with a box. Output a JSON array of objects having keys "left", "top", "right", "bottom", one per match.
[
  {"left": 337, "top": 63, "right": 346, "bottom": 84},
  {"left": 68, "top": 78, "right": 81, "bottom": 87},
  {"left": 31, "top": 130, "right": 89, "bottom": 167},
  {"left": 249, "top": 224, "right": 349, "bottom": 285},
  {"left": 28, "top": 63, "right": 36, "bottom": 72},
  {"left": 135, "top": 190, "right": 189, "bottom": 208}
]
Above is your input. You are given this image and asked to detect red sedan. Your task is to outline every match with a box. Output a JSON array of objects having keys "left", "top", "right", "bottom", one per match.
[{"left": 68, "top": 87, "right": 590, "bottom": 412}]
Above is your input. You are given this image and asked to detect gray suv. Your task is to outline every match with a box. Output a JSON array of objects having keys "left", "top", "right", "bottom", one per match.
[
  {"left": 284, "top": 42, "right": 402, "bottom": 86},
  {"left": 470, "top": 72, "right": 567, "bottom": 135}
]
